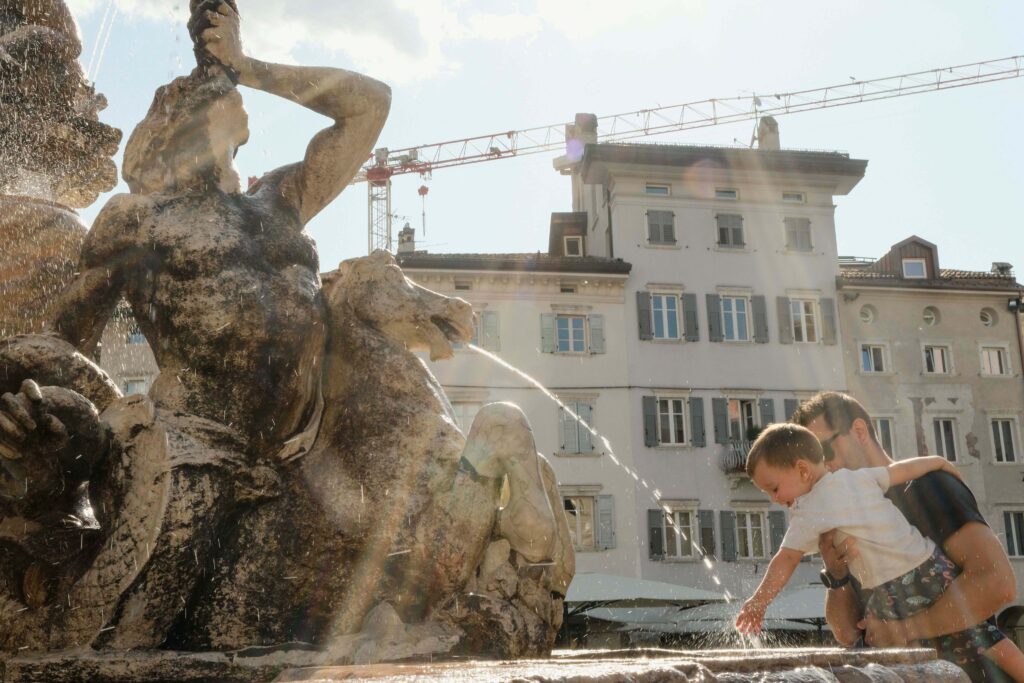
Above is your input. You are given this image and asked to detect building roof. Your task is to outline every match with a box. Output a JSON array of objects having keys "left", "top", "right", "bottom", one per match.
[
  {"left": 396, "top": 251, "right": 632, "bottom": 275},
  {"left": 580, "top": 143, "right": 868, "bottom": 194},
  {"left": 838, "top": 266, "right": 1022, "bottom": 291}
]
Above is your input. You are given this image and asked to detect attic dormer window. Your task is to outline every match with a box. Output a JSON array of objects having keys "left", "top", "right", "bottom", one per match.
[
  {"left": 902, "top": 258, "right": 927, "bottom": 279},
  {"left": 564, "top": 236, "right": 583, "bottom": 257}
]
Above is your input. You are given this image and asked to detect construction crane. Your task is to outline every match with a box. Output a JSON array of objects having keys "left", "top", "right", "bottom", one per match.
[{"left": 362, "top": 54, "right": 1023, "bottom": 254}]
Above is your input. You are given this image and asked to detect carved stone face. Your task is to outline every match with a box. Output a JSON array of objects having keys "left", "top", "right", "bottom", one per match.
[{"left": 123, "top": 70, "right": 249, "bottom": 195}]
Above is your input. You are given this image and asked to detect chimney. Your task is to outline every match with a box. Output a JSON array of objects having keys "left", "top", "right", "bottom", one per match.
[
  {"left": 397, "top": 223, "right": 415, "bottom": 254},
  {"left": 757, "top": 116, "right": 780, "bottom": 150},
  {"left": 991, "top": 262, "right": 1014, "bottom": 277}
]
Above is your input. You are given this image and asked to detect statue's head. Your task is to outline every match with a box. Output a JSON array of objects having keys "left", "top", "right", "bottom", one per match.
[
  {"left": 122, "top": 67, "right": 248, "bottom": 195},
  {"left": 323, "top": 251, "right": 476, "bottom": 361}
]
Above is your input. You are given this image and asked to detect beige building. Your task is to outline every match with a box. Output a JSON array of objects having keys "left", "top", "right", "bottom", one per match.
[
  {"left": 97, "top": 302, "right": 159, "bottom": 396},
  {"left": 836, "top": 236, "right": 1024, "bottom": 645}
]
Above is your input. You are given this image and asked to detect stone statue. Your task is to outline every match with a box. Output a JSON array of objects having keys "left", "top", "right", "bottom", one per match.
[
  {"left": 0, "top": 0, "right": 120, "bottom": 337},
  {"left": 0, "top": 0, "right": 573, "bottom": 667}
]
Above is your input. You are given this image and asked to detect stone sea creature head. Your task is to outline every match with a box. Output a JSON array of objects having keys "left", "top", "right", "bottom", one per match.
[{"left": 323, "top": 250, "right": 476, "bottom": 361}]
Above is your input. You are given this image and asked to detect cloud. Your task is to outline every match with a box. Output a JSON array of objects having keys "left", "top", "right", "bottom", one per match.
[{"left": 66, "top": 0, "right": 701, "bottom": 83}]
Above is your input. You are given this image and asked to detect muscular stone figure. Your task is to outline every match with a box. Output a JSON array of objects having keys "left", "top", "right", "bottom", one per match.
[{"left": 52, "top": 1, "right": 391, "bottom": 459}]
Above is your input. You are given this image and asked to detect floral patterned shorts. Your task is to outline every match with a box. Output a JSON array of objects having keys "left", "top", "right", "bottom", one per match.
[{"left": 863, "top": 547, "right": 1006, "bottom": 677}]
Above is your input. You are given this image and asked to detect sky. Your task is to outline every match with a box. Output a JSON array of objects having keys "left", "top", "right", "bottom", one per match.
[{"left": 68, "top": 0, "right": 1024, "bottom": 276}]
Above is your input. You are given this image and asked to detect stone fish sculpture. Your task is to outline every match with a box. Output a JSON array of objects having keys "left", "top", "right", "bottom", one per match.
[
  {"left": 0, "top": 0, "right": 573, "bottom": 666},
  {"left": 0, "top": 0, "right": 120, "bottom": 337}
]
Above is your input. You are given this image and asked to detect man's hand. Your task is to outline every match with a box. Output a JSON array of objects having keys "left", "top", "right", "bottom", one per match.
[
  {"left": 0, "top": 380, "right": 68, "bottom": 464},
  {"left": 197, "top": 2, "right": 249, "bottom": 78},
  {"left": 819, "top": 529, "right": 858, "bottom": 579},
  {"left": 735, "top": 598, "right": 767, "bottom": 635},
  {"left": 858, "top": 613, "right": 911, "bottom": 647}
]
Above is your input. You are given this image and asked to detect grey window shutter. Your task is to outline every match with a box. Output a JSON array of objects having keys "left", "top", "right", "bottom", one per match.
[
  {"left": 648, "top": 509, "right": 665, "bottom": 559},
  {"left": 712, "top": 398, "right": 729, "bottom": 444},
  {"left": 720, "top": 511, "right": 737, "bottom": 562},
  {"left": 699, "top": 509, "right": 716, "bottom": 558},
  {"left": 561, "top": 404, "right": 579, "bottom": 453},
  {"left": 777, "top": 297, "right": 794, "bottom": 344},
  {"left": 784, "top": 399, "right": 800, "bottom": 423},
  {"left": 636, "top": 291, "right": 653, "bottom": 340},
  {"left": 540, "top": 313, "right": 555, "bottom": 353},
  {"left": 682, "top": 293, "right": 699, "bottom": 341},
  {"left": 821, "top": 298, "right": 837, "bottom": 345},
  {"left": 752, "top": 295, "right": 769, "bottom": 343},
  {"left": 759, "top": 398, "right": 775, "bottom": 427},
  {"left": 664, "top": 214, "right": 676, "bottom": 243},
  {"left": 482, "top": 311, "right": 500, "bottom": 351},
  {"left": 689, "top": 397, "right": 706, "bottom": 447},
  {"left": 1005, "top": 512, "right": 1019, "bottom": 556},
  {"left": 579, "top": 402, "right": 594, "bottom": 452},
  {"left": 642, "top": 396, "right": 659, "bottom": 446},
  {"left": 588, "top": 314, "right": 605, "bottom": 354},
  {"left": 597, "top": 495, "right": 616, "bottom": 549},
  {"left": 706, "top": 294, "right": 723, "bottom": 342},
  {"left": 768, "top": 510, "right": 787, "bottom": 555}
]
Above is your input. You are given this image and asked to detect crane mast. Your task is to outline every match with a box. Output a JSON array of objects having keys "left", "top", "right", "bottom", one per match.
[{"left": 364, "top": 54, "right": 1023, "bottom": 253}]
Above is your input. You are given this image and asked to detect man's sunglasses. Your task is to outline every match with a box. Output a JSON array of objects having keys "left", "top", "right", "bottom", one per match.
[{"left": 820, "top": 429, "right": 848, "bottom": 462}]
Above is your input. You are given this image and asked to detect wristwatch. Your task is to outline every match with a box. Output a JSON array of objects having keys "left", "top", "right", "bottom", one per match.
[{"left": 820, "top": 568, "right": 851, "bottom": 589}]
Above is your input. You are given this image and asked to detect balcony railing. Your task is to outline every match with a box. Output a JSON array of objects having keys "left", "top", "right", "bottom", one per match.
[{"left": 720, "top": 440, "right": 753, "bottom": 475}]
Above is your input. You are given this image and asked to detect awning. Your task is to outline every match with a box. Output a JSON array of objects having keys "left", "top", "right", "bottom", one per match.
[
  {"left": 674, "top": 584, "right": 828, "bottom": 628},
  {"left": 565, "top": 572, "right": 725, "bottom": 616}
]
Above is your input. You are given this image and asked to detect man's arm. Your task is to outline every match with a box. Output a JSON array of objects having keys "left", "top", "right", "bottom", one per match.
[
  {"left": 201, "top": 4, "right": 390, "bottom": 225},
  {"left": 887, "top": 455, "right": 960, "bottom": 487},
  {"left": 819, "top": 529, "right": 864, "bottom": 646},
  {"left": 860, "top": 521, "right": 1017, "bottom": 645},
  {"left": 735, "top": 548, "right": 802, "bottom": 634}
]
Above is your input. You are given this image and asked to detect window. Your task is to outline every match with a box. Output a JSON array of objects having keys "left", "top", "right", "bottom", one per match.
[
  {"left": 715, "top": 188, "right": 738, "bottom": 200},
  {"left": 784, "top": 217, "right": 812, "bottom": 251},
  {"left": 556, "top": 315, "right": 587, "bottom": 353},
  {"left": 933, "top": 418, "right": 958, "bottom": 461},
  {"left": 456, "top": 310, "right": 499, "bottom": 351},
  {"left": 657, "top": 398, "right": 688, "bottom": 445},
  {"left": 651, "top": 293, "right": 680, "bottom": 340},
  {"left": 902, "top": 259, "right": 927, "bottom": 279},
  {"left": 122, "top": 378, "right": 148, "bottom": 396},
  {"left": 728, "top": 399, "right": 758, "bottom": 442},
  {"left": 980, "top": 308, "right": 997, "bottom": 327},
  {"left": 716, "top": 213, "right": 744, "bottom": 247},
  {"left": 452, "top": 402, "right": 481, "bottom": 432},
  {"left": 646, "top": 210, "right": 675, "bottom": 245},
  {"left": 645, "top": 183, "right": 670, "bottom": 196},
  {"left": 560, "top": 284, "right": 577, "bottom": 294},
  {"left": 721, "top": 296, "right": 750, "bottom": 342},
  {"left": 922, "top": 306, "right": 941, "bottom": 326},
  {"left": 454, "top": 280, "right": 472, "bottom": 291},
  {"left": 782, "top": 191, "right": 805, "bottom": 203},
  {"left": 542, "top": 313, "right": 604, "bottom": 355},
  {"left": 859, "top": 305, "right": 877, "bottom": 324},
  {"left": 663, "top": 510, "right": 699, "bottom": 558},
  {"left": 126, "top": 323, "right": 145, "bottom": 345},
  {"left": 992, "top": 419, "right": 1018, "bottom": 463},
  {"left": 981, "top": 346, "right": 1009, "bottom": 376},
  {"left": 564, "top": 236, "right": 583, "bottom": 257},
  {"left": 872, "top": 417, "right": 895, "bottom": 457},
  {"left": 924, "top": 345, "right": 951, "bottom": 374},
  {"left": 861, "top": 344, "right": 886, "bottom": 373},
  {"left": 1005, "top": 511, "right": 1024, "bottom": 557},
  {"left": 560, "top": 400, "right": 594, "bottom": 453},
  {"left": 563, "top": 497, "right": 595, "bottom": 550},
  {"left": 790, "top": 299, "right": 818, "bottom": 343},
  {"left": 735, "top": 511, "right": 767, "bottom": 559}
]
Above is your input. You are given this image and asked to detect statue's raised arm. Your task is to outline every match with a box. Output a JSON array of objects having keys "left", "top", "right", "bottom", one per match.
[{"left": 196, "top": 1, "right": 390, "bottom": 224}]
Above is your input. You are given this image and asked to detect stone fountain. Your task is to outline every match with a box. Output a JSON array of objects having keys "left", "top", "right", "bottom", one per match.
[{"left": 0, "top": 2, "right": 971, "bottom": 681}]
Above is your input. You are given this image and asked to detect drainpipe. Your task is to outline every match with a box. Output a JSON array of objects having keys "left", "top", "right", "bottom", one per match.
[{"left": 1013, "top": 289, "right": 1024, "bottom": 396}]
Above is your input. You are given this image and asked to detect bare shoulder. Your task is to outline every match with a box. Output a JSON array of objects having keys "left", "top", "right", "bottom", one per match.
[{"left": 82, "top": 193, "right": 156, "bottom": 263}]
